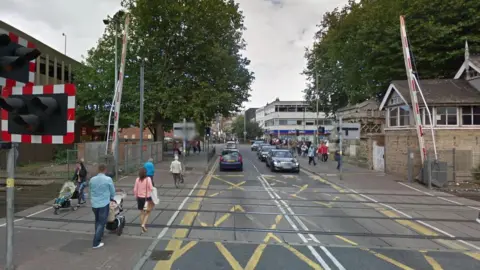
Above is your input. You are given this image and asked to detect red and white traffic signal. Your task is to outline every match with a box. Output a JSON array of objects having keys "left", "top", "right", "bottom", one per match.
[{"left": 0, "top": 84, "right": 76, "bottom": 144}]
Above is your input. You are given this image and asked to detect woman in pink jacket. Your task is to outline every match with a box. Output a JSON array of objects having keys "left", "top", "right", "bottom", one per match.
[{"left": 134, "top": 167, "right": 153, "bottom": 233}]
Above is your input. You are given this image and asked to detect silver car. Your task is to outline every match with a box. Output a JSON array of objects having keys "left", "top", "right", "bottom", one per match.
[
  {"left": 257, "top": 145, "right": 276, "bottom": 162},
  {"left": 266, "top": 149, "right": 300, "bottom": 173}
]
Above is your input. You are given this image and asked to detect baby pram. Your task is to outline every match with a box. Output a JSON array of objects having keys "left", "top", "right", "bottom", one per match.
[
  {"left": 53, "top": 181, "right": 79, "bottom": 215},
  {"left": 105, "top": 189, "right": 126, "bottom": 236}
]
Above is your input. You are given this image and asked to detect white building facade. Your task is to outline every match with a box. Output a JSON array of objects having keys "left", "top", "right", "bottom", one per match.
[{"left": 255, "top": 99, "right": 334, "bottom": 141}]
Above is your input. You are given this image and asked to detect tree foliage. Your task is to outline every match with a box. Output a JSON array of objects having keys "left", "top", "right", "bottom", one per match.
[
  {"left": 303, "top": 0, "right": 480, "bottom": 115},
  {"left": 74, "top": 0, "right": 254, "bottom": 141},
  {"left": 231, "top": 115, "right": 263, "bottom": 140}
]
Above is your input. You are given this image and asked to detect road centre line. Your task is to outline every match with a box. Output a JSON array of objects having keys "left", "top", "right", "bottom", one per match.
[
  {"left": 302, "top": 169, "right": 480, "bottom": 251},
  {"left": 251, "top": 162, "right": 345, "bottom": 270},
  {"left": 134, "top": 158, "right": 218, "bottom": 270}
]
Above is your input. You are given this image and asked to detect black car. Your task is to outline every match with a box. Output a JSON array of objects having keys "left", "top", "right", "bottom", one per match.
[
  {"left": 266, "top": 149, "right": 300, "bottom": 173},
  {"left": 251, "top": 140, "right": 265, "bottom": 151},
  {"left": 257, "top": 145, "right": 277, "bottom": 162}
]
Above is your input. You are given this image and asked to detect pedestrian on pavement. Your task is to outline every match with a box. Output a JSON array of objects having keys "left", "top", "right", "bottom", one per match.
[
  {"left": 308, "top": 145, "right": 317, "bottom": 166},
  {"left": 134, "top": 167, "right": 154, "bottom": 233},
  {"left": 144, "top": 158, "right": 155, "bottom": 187},
  {"left": 197, "top": 140, "right": 201, "bottom": 153},
  {"left": 301, "top": 144, "right": 308, "bottom": 157},
  {"left": 89, "top": 163, "right": 116, "bottom": 249},
  {"left": 334, "top": 150, "right": 342, "bottom": 170},
  {"left": 319, "top": 142, "right": 329, "bottom": 162},
  {"left": 73, "top": 158, "right": 88, "bottom": 204},
  {"left": 170, "top": 155, "right": 183, "bottom": 186}
]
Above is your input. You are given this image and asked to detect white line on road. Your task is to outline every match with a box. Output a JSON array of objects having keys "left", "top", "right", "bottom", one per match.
[
  {"left": 251, "top": 162, "right": 345, "bottom": 270},
  {"left": 337, "top": 182, "right": 480, "bottom": 251},
  {"left": 398, "top": 182, "right": 480, "bottom": 211},
  {"left": 132, "top": 162, "right": 216, "bottom": 270}
]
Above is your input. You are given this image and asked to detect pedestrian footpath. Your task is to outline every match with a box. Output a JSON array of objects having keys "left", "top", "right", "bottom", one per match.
[{"left": 0, "top": 151, "right": 214, "bottom": 270}]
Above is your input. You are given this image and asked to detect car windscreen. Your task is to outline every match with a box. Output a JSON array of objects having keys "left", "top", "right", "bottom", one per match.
[
  {"left": 272, "top": 151, "right": 293, "bottom": 158},
  {"left": 222, "top": 153, "right": 240, "bottom": 160}
]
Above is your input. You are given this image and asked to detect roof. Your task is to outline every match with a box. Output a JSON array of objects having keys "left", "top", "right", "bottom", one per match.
[
  {"left": 337, "top": 99, "right": 379, "bottom": 112},
  {"left": 380, "top": 79, "right": 480, "bottom": 110},
  {"left": 471, "top": 56, "right": 480, "bottom": 68}
]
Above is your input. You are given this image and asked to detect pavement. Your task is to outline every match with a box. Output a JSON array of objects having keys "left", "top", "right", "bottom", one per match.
[{"left": 2, "top": 144, "right": 480, "bottom": 269}]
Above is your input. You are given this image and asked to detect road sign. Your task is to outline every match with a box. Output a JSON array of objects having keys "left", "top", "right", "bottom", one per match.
[
  {"left": 173, "top": 122, "right": 197, "bottom": 140},
  {"left": 336, "top": 123, "right": 360, "bottom": 140},
  {"left": 0, "top": 84, "right": 76, "bottom": 144}
]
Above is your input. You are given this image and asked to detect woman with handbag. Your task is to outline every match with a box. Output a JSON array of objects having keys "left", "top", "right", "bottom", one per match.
[{"left": 133, "top": 167, "right": 154, "bottom": 233}]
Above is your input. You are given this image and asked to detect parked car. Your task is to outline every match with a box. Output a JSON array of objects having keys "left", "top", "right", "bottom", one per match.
[
  {"left": 250, "top": 140, "right": 265, "bottom": 151},
  {"left": 266, "top": 149, "right": 299, "bottom": 173},
  {"left": 257, "top": 145, "right": 277, "bottom": 161},
  {"left": 226, "top": 141, "right": 237, "bottom": 149},
  {"left": 219, "top": 151, "right": 243, "bottom": 171}
]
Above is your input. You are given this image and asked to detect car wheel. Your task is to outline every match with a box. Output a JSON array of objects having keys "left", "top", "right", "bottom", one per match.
[
  {"left": 266, "top": 162, "right": 269, "bottom": 167},
  {"left": 270, "top": 166, "right": 275, "bottom": 172}
]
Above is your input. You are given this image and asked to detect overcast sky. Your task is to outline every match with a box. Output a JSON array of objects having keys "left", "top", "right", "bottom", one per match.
[{"left": 0, "top": 0, "right": 348, "bottom": 109}]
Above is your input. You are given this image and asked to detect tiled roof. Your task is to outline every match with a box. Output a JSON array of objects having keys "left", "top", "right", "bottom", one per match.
[{"left": 391, "top": 79, "right": 480, "bottom": 105}]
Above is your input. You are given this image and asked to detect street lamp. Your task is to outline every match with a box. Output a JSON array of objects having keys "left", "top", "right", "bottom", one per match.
[{"left": 61, "top": 33, "right": 66, "bottom": 55}]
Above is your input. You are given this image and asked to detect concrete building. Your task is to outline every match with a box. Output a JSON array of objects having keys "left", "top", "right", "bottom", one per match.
[
  {"left": 255, "top": 98, "right": 332, "bottom": 141},
  {"left": 379, "top": 44, "right": 480, "bottom": 182}
]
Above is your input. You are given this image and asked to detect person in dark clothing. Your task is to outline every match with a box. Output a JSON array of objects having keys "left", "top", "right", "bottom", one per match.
[
  {"left": 334, "top": 150, "right": 342, "bottom": 170},
  {"left": 73, "top": 159, "right": 88, "bottom": 204}
]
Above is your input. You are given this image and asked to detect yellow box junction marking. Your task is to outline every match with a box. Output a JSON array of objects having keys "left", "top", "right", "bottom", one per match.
[
  {"left": 335, "top": 236, "right": 415, "bottom": 270},
  {"left": 303, "top": 169, "right": 478, "bottom": 252},
  {"left": 208, "top": 175, "right": 246, "bottom": 197},
  {"left": 154, "top": 160, "right": 218, "bottom": 270}
]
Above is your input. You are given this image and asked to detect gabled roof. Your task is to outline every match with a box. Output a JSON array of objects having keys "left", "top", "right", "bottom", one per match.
[
  {"left": 337, "top": 99, "right": 379, "bottom": 112},
  {"left": 454, "top": 55, "right": 480, "bottom": 79},
  {"left": 379, "top": 79, "right": 480, "bottom": 110}
]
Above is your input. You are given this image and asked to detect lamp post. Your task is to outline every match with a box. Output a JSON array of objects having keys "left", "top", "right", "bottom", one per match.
[{"left": 61, "top": 33, "right": 67, "bottom": 55}]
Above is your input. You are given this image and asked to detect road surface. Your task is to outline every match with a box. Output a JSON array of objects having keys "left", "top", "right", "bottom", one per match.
[{"left": 140, "top": 145, "right": 480, "bottom": 270}]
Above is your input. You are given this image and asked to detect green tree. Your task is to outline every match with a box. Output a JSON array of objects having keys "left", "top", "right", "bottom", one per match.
[
  {"left": 231, "top": 115, "right": 263, "bottom": 140},
  {"left": 74, "top": 0, "right": 254, "bottom": 143},
  {"left": 303, "top": 0, "right": 480, "bottom": 114}
]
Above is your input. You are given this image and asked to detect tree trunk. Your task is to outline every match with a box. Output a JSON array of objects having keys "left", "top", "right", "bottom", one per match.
[{"left": 154, "top": 116, "right": 165, "bottom": 161}]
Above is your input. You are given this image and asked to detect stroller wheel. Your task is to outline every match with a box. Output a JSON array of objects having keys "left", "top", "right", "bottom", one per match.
[
  {"left": 53, "top": 207, "right": 59, "bottom": 215},
  {"left": 72, "top": 206, "right": 78, "bottom": 211},
  {"left": 117, "top": 218, "right": 125, "bottom": 236}
]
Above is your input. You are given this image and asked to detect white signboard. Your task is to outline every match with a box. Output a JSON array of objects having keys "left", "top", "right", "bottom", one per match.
[
  {"left": 336, "top": 123, "right": 361, "bottom": 140},
  {"left": 173, "top": 122, "right": 197, "bottom": 140}
]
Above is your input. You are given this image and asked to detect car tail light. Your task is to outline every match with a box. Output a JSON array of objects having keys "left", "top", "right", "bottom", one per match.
[
  {"left": 220, "top": 156, "right": 224, "bottom": 162},
  {"left": 238, "top": 155, "right": 242, "bottom": 162}
]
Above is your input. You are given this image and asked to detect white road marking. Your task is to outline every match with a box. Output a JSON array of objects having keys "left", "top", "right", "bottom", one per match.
[
  {"left": 398, "top": 182, "right": 480, "bottom": 211},
  {"left": 328, "top": 179, "right": 480, "bottom": 251},
  {"left": 252, "top": 162, "right": 346, "bottom": 270}
]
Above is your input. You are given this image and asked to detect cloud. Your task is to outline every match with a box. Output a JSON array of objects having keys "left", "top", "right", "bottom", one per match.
[{"left": 0, "top": 0, "right": 348, "bottom": 108}]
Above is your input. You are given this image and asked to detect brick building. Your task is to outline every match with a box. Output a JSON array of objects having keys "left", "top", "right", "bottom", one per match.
[{"left": 379, "top": 44, "right": 480, "bottom": 181}]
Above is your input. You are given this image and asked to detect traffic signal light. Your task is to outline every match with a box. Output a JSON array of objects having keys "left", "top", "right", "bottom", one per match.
[
  {"left": 318, "top": 126, "right": 325, "bottom": 134},
  {"left": 0, "top": 33, "right": 40, "bottom": 84},
  {"left": 205, "top": 127, "right": 211, "bottom": 136},
  {"left": 1, "top": 84, "right": 76, "bottom": 144}
]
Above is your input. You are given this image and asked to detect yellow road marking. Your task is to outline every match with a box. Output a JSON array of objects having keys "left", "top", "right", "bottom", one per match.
[
  {"left": 423, "top": 254, "right": 444, "bottom": 270},
  {"left": 214, "top": 242, "right": 243, "bottom": 270},
  {"left": 268, "top": 234, "right": 323, "bottom": 270},
  {"left": 245, "top": 215, "right": 283, "bottom": 270},
  {"left": 154, "top": 160, "right": 218, "bottom": 270},
  {"left": 465, "top": 252, "right": 480, "bottom": 261},
  {"left": 209, "top": 181, "right": 246, "bottom": 197},
  {"left": 168, "top": 241, "right": 198, "bottom": 262},
  {"left": 214, "top": 174, "right": 244, "bottom": 177},
  {"left": 213, "top": 205, "right": 244, "bottom": 227},
  {"left": 335, "top": 235, "right": 414, "bottom": 270},
  {"left": 212, "top": 175, "right": 246, "bottom": 189},
  {"left": 302, "top": 169, "right": 473, "bottom": 251},
  {"left": 295, "top": 184, "right": 308, "bottom": 195}
]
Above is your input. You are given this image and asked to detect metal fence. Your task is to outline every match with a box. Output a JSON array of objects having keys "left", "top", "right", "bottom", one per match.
[{"left": 410, "top": 148, "right": 480, "bottom": 187}]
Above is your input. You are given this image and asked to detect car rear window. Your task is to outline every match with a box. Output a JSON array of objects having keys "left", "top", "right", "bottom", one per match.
[
  {"left": 273, "top": 151, "right": 293, "bottom": 158},
  {"left": 223, "top": 153, "right": 239, "bottom": 160},
  {"left": 262, "top": 146, "right": 275, "bottom": 151}
]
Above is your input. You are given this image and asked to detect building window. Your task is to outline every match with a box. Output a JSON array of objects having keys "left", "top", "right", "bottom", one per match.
[
  {"left": 389, "top": 106, "right": 410, "bottom": 127},
  {"left": 296, "top": 120, "right": 302, "bottom": 125},
  {"left": 305, "top": 121, "right": 314, "bottom": 125},
  {"left": 420, "top": 107, "right": 433, "bottom": 126},
  {"left": 436, "top": 107, "right": 457, "bottom": 125},
  {"left": 389, "top": 108, "right": 398, "bottom": 126},
  {"left": 462, "top": 106, "right": 480, "bottom": 125},
  {"left": 279, "top": 120, "right": 288, "bottom": 125}
]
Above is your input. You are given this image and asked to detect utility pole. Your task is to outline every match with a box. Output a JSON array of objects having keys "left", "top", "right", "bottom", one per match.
[
  {"left": 62, "top": 33, "right": 67, "bottom": 55},
  {"left": 339, "top": 116, "right": 343, "bottom": 180},
  {"left": 139, "top": 60, "right": 145, "bottom": 163},
  {"left": 315, "top": 73, "right": 319, "bottom": 146},
  {"left": 243, "top": 110, "right": 247, "bottom": 143},
  {"left": 182, "top": 118, "right": 187, "bottom": 166},
  {"left": 5, "top": 144, "right": 16, "bottom": 270}
]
